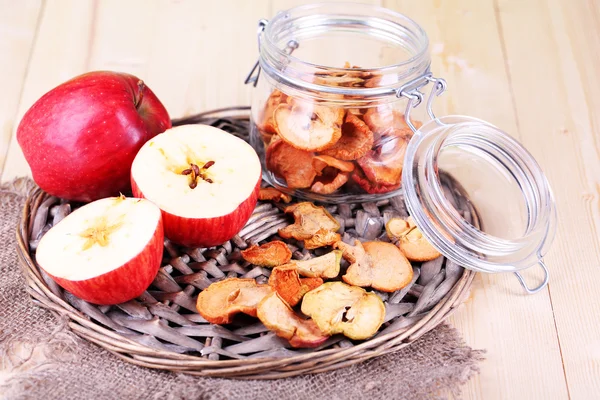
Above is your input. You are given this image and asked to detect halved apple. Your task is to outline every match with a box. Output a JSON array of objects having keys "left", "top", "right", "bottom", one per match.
[
  {"left": 130, "top": 125, "right": 262, "bottom": 248},
  {"left": 35, "top": 196, "right": 164, "bottom": 305}
]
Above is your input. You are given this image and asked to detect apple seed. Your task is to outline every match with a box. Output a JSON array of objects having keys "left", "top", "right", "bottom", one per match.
[{"left": 181, "top": 161, "right": 216, "bottom": 189}]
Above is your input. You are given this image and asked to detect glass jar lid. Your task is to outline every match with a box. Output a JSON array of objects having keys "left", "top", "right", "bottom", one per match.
[{"left": 402, "top": 114, "right": 557, "bottom": 293}]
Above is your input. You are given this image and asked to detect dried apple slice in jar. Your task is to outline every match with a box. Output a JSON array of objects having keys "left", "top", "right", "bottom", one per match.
[
  {"left": 313, "top": 63, "right": 370, "bottom": 88},
  {"left": 266, "top": 138, "right": 317, "bottom": 189},
  {"left": 321, "top": 112, "right": 374, "bottom": 161},
  {"left": 312, "top": 62, "right": 383, "bottom": 91},
  {"left": 310, "top": 155, "right": 355, "bottom": 194},
  {"left": 310, "top": 170, "right": 350, "bottom": 195},
  {"left": 196, "top": 278, "right": 273, "bottom": 324},
  {"left": 364, "top": 105, "right": 422, "bottom": 138},
  {"left": 274, "top": 99, "right": 344, "bottom": 152},
  {"left": 356, "top": 136, "right": 408, "bottom": 187},
  {"left": 301, "top": 281, "right": 385, "bottom": 340},
  {"left": 257, "top": 89, "right": 287, "bottom": 144},
  {"left": 335, "top": 240, "right": 413, "bottom": 292},
  {"left": 351, "top": 168, "right": 401, "bottom": 194},
  {"left": 257, "top": 292, "right": 329, "bottom": 348},
  {"left": 312, "top": 155, "right": 354, "bottom": 173}
]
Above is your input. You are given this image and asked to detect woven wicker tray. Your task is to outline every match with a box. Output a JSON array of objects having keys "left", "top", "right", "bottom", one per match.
[{"left": 16, "top": 107, "right": 476, "bottom": 379}]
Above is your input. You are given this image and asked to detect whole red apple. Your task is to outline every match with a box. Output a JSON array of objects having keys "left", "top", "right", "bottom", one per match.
[
  {"left": 17, "top": 71, "right": 171, "bottom": 202},
  {"left": 131, "top": 124, "right": 262, "bottom": 248},
  {"left": 36, "top": 196, "right": 164, "bottom": 305}
]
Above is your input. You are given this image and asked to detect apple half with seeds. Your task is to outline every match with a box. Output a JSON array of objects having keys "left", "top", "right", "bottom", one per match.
[
  {"left": 36, "top": 196, "right": 164, "bottom": 305},
  {"left": 131, "top": 124, "right": 262, "bottom": 248}
]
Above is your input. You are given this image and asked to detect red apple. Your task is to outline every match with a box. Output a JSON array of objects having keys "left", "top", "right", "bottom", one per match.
[
  {"left": 17, "top": 71, "right": 171, "bottom": 202},
  {"left": 35, "top": 196, "right": 164, "bottom": 305},
  {"left": 130, "top": 124, "right": 262, "bottom": 248}
]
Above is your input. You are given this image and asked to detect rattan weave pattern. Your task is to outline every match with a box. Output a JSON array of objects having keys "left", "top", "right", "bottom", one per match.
[{"left": 16, "top": 107, "right": 476, "bottom": 379}]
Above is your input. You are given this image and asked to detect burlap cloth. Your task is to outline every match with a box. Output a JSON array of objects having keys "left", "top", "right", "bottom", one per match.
[{"left": 0, "top": 178, "right": 484, "bottom": 400}]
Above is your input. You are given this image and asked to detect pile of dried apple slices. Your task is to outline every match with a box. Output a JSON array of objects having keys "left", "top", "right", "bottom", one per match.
[
  {"left": 195, "top": 198, "right": 441, "bottom": 348},
  {"left": 258, "top": 63, "right": 424, "bottom": 195}
]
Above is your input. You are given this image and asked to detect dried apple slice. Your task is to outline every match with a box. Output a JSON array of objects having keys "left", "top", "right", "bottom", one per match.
[
  {"left": 301, "top": 281, "right": 385, "bottom": 340},
  {"left": 279, "top": 202, "right": 340, "bottom": 242},
  {"left": 351, "top": 168, "right": 400, "bottom": 194},
  {"left": 335, "top": 240, "right": 413, "bottom": 292},
  {"left": 313, "top": 62, "right": 383, "bottom": 90},
  {"left": 363, "top": 106, "right": 422, "bottom": 138},
  {"left": 268, "top": 265, "right": 324, "bottom": 306},
  {"left": 303, "top": 228, "right": 342, "bottom": 250},
  {"left": 258, "top": 187, "right": 292, "bottom": 203},
  {"left": 310, "top": 155, "right": 354, "bottom": 194},
  {"left": 274, "top": 102, "right": 343, "bottom": 152},
  {"left": 196, "top": 278, "right": 273, "bottom": 324},
  {"left": 314, "top": 74, "right": 366, "bottom": 87},
  {"left": 292, "top": 250, "right": 342, "bottom": 279},
  {"left": 301, "top": 277, "right": 324, "bottom": 292},
  {"left": 385, "top": 218, "right": 412, "bottom": 239},
  {"left": 312, "top": 155, "right": 354, "bottom": 173},
  {"left": 313, "top": 62, "right": 368, "bottom": 87},
  {"left": 266, "top": 139, "right": 317, "bottom": 189},
  {"left": 386, "top": 217, "right": 441, "bottom": 262},
  {"left": 321, "top": 113, "right": 374, "bottom": 161},
  {"left": 241, "top": 240, "right": 292, "bottom": 267},
  {"left": 257, "top": 90, "right": 287, "bottom": 143},
  {"left": 356, "top": 137, "right": 408, "bottom": 187},
  {"left": 311, "top": 169, "right": 350, "bottom": 194},
  {"left": 257, "top": 292, "right": 329, "bottom": 348}
]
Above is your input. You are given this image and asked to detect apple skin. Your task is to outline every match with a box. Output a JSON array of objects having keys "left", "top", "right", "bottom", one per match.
[
  {"left": 131, "top": 176, "right": 261, "bottom": 248},
  {"left": 46, "top": 218, "right": 164, "bottom": 305},
  {"left": 17, "top": 71, "right": 171, "bottom": 202}
]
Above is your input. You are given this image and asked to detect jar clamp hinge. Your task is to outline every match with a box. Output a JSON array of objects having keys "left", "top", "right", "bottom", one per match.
[
  {"left": 244, "top": 19, "right": 299, "bottom": 87},
  {"left": 396, "top": 73, "right": 447, "bottom": 132}
]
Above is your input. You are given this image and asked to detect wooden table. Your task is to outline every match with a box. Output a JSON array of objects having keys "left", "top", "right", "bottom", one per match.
[{"left": 1, "top": 1, "right": 599, "bottom": 398}]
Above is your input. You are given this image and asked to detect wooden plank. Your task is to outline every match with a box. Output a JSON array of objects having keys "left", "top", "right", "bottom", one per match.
[
  {"left": 497, "top": 0, "right": 600, "bottom": 398},
  {"left": 1, "top": 0, "right": 271, "bottom": 182},
  {"left": 0, "top": 1, "right": 43, "bottom": 179},
  {"left": 1, "top": 0, "right": 97, "bottom": 182},
  {"left": 382, "top": 1, "right": 570, "bottom": 399}
]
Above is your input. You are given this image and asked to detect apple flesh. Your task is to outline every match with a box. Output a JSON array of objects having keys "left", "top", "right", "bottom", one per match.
[
  {"left": 17, "top": 71, "right": 171, "bottom": 202},
  {"left": 35, "top": 196, "right": 164, "bottom": 305},
  {"left": 130, "top": 124, "right": 262, "bottom": 248}
]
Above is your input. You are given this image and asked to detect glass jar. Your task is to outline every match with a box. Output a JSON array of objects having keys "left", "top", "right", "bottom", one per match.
[
  {"left": 248, "top": 3, "right": 431, "bottom": 202},
  {"left": 246, "top": 3, "right": 556, "bottom": 293}
]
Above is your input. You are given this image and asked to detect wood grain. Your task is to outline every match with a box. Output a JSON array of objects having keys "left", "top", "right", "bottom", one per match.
[
  {"left": 1, "top": 0, "right": 599, "bottom": 398},
  {"left": 497, "top": 0, "right": 600, "bottom": 397},
  {"left": 1, "top": 0, "right": 97, "bottom": 181},
  {"left": 382, "top": 1, "right": 569, "bottom": 399},
  {"left": 0, "top": 0, "right": 42, "bottom": 179}
]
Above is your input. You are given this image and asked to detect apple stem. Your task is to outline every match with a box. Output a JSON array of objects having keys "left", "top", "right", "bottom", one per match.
[
  {"left": 135, "top": 80, "right": 145, "bottom": 109},
  {"left": 181, "top": 161, "right": 215, "bottom": 189}
]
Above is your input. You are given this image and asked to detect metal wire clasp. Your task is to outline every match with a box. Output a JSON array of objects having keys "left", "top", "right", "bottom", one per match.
[
  {"left": 244, "top": 19, "right": 269, "bottom": 87},
  {"left": 397, "top": 74, "right": 447, "bottom": 132},
  {"left": 244, "top": 19, "right": 299, "bottom": 87},
  {"left": 513, "top": 258, "right": 550, "bottom": 294}
]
